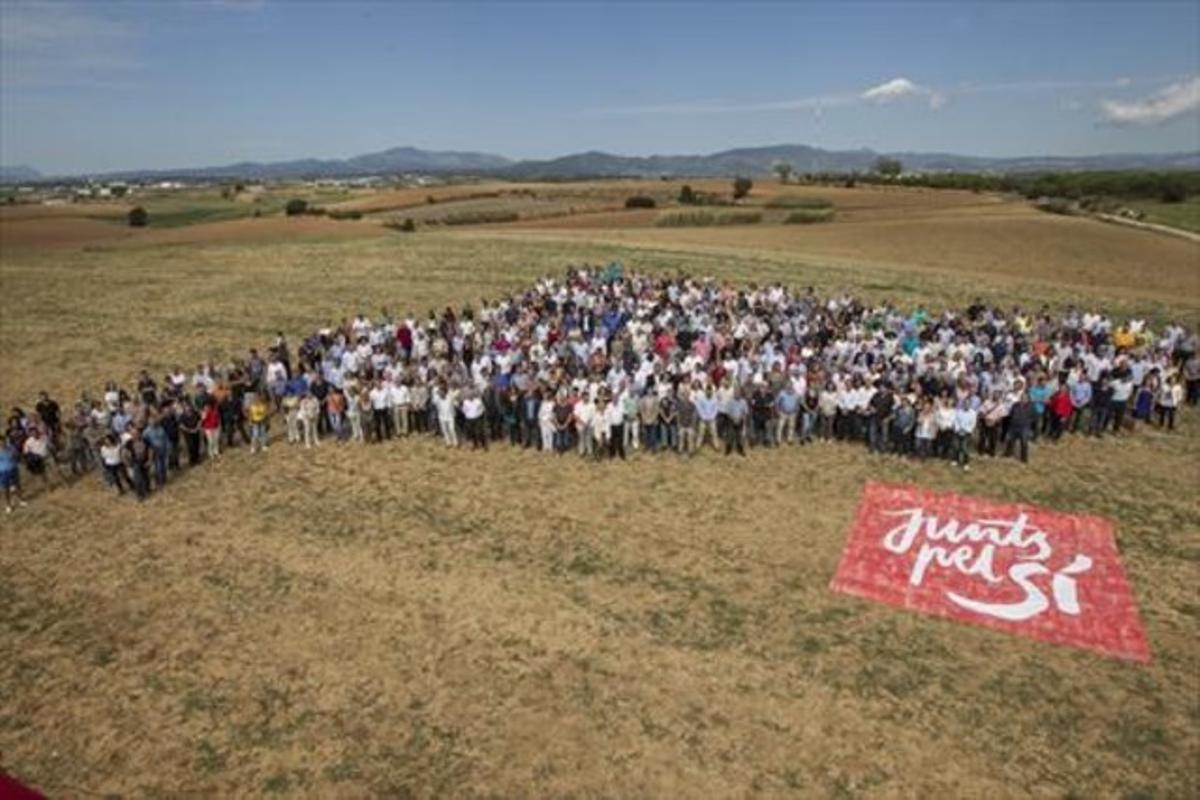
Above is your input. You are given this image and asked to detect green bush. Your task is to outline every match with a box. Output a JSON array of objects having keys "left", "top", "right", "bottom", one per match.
[
  {"left": 284, "top": 198, "right": 308, "bottom": 216},
  {"left": 678, "top": 185, "right": 696, "bottom": 204},
  {"left": 128, "top": 206, "right": 148, "bottom": 227},
  {"left": 656, "top": 210, "right": 762, "bottom": 227},
  {"left": 624, "top": 195, "right": 656, "bottom": 209},
  {"left": 783, "top": 209, "right": 835, "bottom": 224},
  {"left": 384, "top": 217, "right": 418, "bottom": 232},
  {"left": 1161, "top": 180, "right": 1188, "bottom": 203},
  {"left": 733, "top": 176, "right": 753, "bottom": 199},
  {"left": 443, "top": 210, "right": 519, "bottom": 226},
  {"left": 765, "top": 195, "right": 833, "bottom": 209}
]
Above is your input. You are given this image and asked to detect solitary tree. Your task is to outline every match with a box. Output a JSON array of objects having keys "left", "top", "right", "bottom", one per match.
[
  {"left": 285, "top": 198, "right": 308, "bottom": 216},
  {"left": 128, "top": 206, "right": 148, "bottom": 227},
  {"left": 773, "top": 162, "right": 793, "bottom": 184},
  {"left": 733, "top": 176, "right": 753, "bottom": 199},
  {"left": 678, "top": 184, "right": 696, "bottom": 204},
  {"left": 874, "top": 157, "right": 903, "bottom": 177}
]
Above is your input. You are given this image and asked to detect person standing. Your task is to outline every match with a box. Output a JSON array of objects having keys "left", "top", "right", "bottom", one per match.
[
  {"left": 1069, "top": 375, "right": 1092, "bottom": 434},
  {"left": 390, "top": 380, "right": 411, "bottom": 438},
  {"left": 1156, "top": 374, "right": 1182, "bottom": 430},
  {"left": 639, "top": 390, "right": 661, "bottom": 453},
  {"left": 325, "top": 387, "right": 346, "bottom": 443},
  {"left": 696, "top": 386, "right": 719, "bottom": 451},
  {"left": 775, "top": 383, "right": 800, "bottom": 446},
  {"left": 724, "top": 390, "right": 749, "bottom": 457},
  {"left": 659, "top": 390, "right": 679, "bottom": 453},
  {"left": 934, "top": 395, "right": 956, "bottom": 459},
  {"left": 98, "top": 433, "right": 129, "bottom": 495},
  {"left": 369, "top": 379, "right": 392, "bottom": 443},
  {"left": 21, "top": 426, "right": 55, "bottom": 493},
  {"left": 0, "top": 440, "right": 26, "bottom": 513},
  {"left": 575, "top": 393, "right": 596, "bottom": 458},
  {"left": 143, "top": 414, "right": 170, "bottom": 488},
  {"left": 915, "top": 398, "right": 936, "bottom": 459},
  {"left": 953, "top": 399, "right": 978, "bottom": 471},
  {"left": 866, "top": 383, "right": 894, "bottom": 454},
  {"left": 1109, "top": 370, "right": 1134, "bottom": 434},
  {"left": 179, "top": 402, "right": 202, "bottom": 465},
  {"left": 1005, "top": 390, "right": 1035, "bottom": 463},
  {"left": 35, "top": 391, "right": 62, "bottom": 445},
  {"left": 537, "top": 390, "right": 556, "bottom": 453},
  {"left": 1184, "top": 352, "right": 1200, "bottom": 407},
  {"left": 298, "top": 392, "right": 320, "bottom": 449},
  {"left": 462, "top": 390, "right": 488, "bottom": 450},
  {"left": 605, "top": 393, "right": 627, "bottom": 460},
  {"left": 282, "top": 389, "right": 302, "bottom": 444},
  {"left": 122, "top": 428, "right": 153, "bottom": 501},
  {"left": 435, "top": 385, "right": 459, "bottom": 448},
  {"left": 248, "top": 393, "right": 270, "bottom": 453},
  {"left": 346, "top": 387, "right": 366, "bottom": 443}
]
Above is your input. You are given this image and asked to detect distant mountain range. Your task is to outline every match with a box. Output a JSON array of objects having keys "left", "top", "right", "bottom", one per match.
[
  {"left": 4, "top": 144, "right": 1198, "bottom": 183},
  {"left": 0, "top": 165, "right": 43, "bottom": 182}
]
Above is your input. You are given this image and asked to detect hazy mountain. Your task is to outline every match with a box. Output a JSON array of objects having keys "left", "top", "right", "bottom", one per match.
[
  {"left": 66, "top": 147, "right": 514, "bottom": 181},
  {"left": 499, "top": 144, "right": 1200, "bottom": 179},
  {"left": 10, "top": 145, "right": 1199, "bottom": 183},
  {"left": 0, "top": 165, "right": 42, "bottom": 183}
]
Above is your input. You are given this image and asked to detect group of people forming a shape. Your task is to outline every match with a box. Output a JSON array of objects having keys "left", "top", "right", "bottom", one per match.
[{"left": 3, "top": 266, "right": 1197, "bottom": 511}]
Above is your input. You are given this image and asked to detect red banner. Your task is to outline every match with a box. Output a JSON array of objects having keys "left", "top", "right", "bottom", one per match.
[
  {"left": 830, "top": 482, "right": 1150, "bottom": 663},
  {"left": 0, "top": 772, "right": 43, "bottom": 800}
]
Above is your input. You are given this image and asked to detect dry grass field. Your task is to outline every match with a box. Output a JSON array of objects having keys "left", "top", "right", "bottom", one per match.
[{"left": 1, "top": 185, "right": 1198, "bottom": 797}]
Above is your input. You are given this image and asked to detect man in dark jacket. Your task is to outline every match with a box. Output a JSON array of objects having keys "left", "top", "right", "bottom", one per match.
[{"left": 1005, "top": 390, "right": 1036, "bottom": 463}]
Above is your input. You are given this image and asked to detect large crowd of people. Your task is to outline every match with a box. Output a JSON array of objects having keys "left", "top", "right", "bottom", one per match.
[{"left": 2, "top": 265, "right": 1197, "bottom": 512}]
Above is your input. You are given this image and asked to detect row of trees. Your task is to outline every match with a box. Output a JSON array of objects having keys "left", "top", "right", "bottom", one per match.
[
  {"left": 770, "top": 160, "right": 1195, "bottom": 203},
  {"left": 774, "top": 157, "right": 902, "bottom": 184}
]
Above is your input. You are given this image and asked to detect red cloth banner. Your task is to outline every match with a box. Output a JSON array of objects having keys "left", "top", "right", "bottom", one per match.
[
  {"left": 0, "top": 772, "right": 43, "bottom": 800},
  {"left": 830, "top": 482, "right": 1150, "bottom": 663}
]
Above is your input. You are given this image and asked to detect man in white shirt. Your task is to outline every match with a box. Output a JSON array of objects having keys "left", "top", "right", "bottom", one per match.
[
  {"left": 390, "top": 380, "right": 411, "bottom": 437},
  {"left": 435, "top": 387, "right": 459, "bottom": 448},
  {"left": 368, "top": 379, "right": 392, "bottom": 442},
  {"left": 574, "top": 395, "right": 595, "bottom": 458},
  {"left": 462, "top": 390, "right": 487, "bottom": 450},
  {"left": 953, "top": 400, "right": 978, "bottom": 470}
]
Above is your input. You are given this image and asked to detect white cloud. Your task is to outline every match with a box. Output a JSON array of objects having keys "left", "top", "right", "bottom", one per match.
[
  {"left": 1100, "top": 77, "right": 1200, "bottom": 125},
  {"left": 583, "top": 74, "right": 1194, "bottom": 121},
  {"left": 862, "top": 77, "right": 922, "bottom": 102},
  {"left": 862, "top": 77, "right": 946, "bottom": 110}
]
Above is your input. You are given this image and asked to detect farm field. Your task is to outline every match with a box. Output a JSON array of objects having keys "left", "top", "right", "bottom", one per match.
[
  {"left": 1, "top": 185, "right": 1198, "bottom": 797},
  {"left": 1124, "top": 197, "right": 1200, "bottom": 234}
]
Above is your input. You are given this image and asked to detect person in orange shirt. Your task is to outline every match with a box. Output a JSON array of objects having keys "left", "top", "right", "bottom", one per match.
[{"left": 1113, "top": 327, "right": 1136, "bottom": 351}]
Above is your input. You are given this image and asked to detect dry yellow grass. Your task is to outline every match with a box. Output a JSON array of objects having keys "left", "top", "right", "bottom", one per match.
[{"left": 1, "top": 199, "right": 1198, "bottom": 797}]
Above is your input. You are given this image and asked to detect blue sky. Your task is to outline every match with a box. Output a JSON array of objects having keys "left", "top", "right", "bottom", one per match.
[{"left": 2, "top": 1, "right": 1198, "bottom": 175}]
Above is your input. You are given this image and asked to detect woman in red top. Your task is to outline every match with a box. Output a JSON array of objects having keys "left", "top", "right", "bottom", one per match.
[
  {"left": 200, "top": 400, "right": 222, "bottom": 461},
  {"left": 1047, "top": 385, "right": 1073, "bottom": 440}
]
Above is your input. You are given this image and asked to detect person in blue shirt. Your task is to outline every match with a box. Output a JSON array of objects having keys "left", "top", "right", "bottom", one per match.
[
  {"left": 0, "top": 441, "right": 26, "bottom": 514},
  {"left": 1069, "top": 377, "right": 1093, "bottom": 434},
  {"left": 1027, "top": 376, "right": 1052, "bottom": 441}
]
